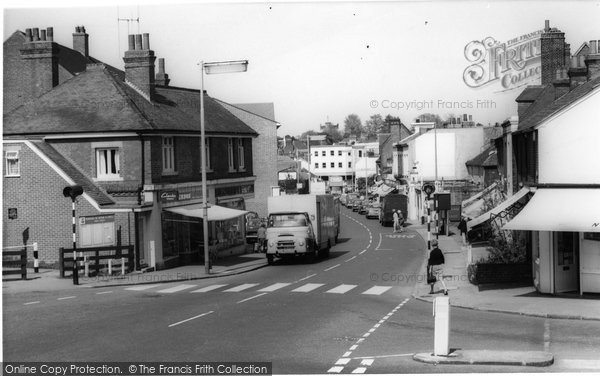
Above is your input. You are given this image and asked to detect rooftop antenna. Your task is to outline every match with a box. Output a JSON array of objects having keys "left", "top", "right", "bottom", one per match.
[{"left": 117, "top": 6, "right": 141, "bottom": 63}]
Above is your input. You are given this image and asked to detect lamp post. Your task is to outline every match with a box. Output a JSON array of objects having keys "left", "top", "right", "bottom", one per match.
[
  {"left": 200, "top": 60, "right": 248, "bottom": 275},
  {"left": 63, "top": 185, "right": 83, "bottom": 285}
]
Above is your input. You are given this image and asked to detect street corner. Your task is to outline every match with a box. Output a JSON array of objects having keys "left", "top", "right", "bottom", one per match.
[{"left": 413, "top": 349, "right": 554, "bottom": 367}]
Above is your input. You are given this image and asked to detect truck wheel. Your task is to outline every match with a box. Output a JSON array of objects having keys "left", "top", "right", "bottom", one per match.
[{"left": 266, "top": 255, "right": 274, "bottom": 265}]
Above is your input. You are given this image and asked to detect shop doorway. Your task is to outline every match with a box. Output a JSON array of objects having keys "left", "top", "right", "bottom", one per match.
[{"left": 554, "top": 232, "right": 579, "bottom": 293}]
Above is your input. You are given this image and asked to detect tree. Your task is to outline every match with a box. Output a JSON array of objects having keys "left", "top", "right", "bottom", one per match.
[
  {"left": 364, "top": 114, "right": 385, "bottom": 136},
  {"left": 416, "top": 113, "right": 443, "bottom": 126},
  {"left": 344, "top": 114, "right": 363, "bottom": 136},
  {"left": 320, "top": 123, "right": 344, "bottom": 143}
]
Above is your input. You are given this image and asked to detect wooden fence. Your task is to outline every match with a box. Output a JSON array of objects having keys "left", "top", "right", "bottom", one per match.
[
  {"left": 59, "top": 245, "right": 134, "bottom": 278},
  {"left": 2, "top": 248, "right": 27, "bottom": 280}
]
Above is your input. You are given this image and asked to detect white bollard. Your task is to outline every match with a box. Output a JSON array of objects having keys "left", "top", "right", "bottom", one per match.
[
  {"left": 121, "top": 257, "right": 126, "bottom": 275},
  {"left": 84, "top": 255, "right": 89, "bottom": 277},
  {"left": 108, "top": 259, "right": 113, "bottom": 275},
  {"left": 433, "top": 296, "right": 450, "bottom": 356}
]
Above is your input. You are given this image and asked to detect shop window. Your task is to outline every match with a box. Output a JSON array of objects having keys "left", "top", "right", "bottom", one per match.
[
  {"left": 238, "top": 138, "right": 245, "bottom": 171},
  {"left": 162, "top": 137, "right": 175, "bottom": 173},
  {"left": 96, "top": 148, "right": 120, "bottom": 179},
  {"left": 228, "top": 139, "right": 235, "bottom": 171},
  {"left": 4, "top": 150, "right": 20, "bottom": 177}
]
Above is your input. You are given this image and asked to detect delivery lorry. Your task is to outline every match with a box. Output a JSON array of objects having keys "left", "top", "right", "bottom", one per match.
[{"left": 266, "top": 194, "right": 339, "bottom": 264}]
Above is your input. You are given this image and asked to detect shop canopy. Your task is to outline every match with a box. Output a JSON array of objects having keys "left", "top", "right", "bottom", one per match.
[
  {"left": 467, "top": 187, "right": 530, "bottom": 230},
  {"left": 165, "top": 204, "right": 248, "bottom": 222},
  {"left": 502, "top": 188, "right": 600, "bottom": 232}
]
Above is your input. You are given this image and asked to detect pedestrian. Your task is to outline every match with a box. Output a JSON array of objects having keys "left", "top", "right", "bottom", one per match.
[
  {"left": 397, "top": 210, "right": 405, "bottom": 232},
  {"left": 393, "top": 210, "right": 400, "bottom": 233},
  {"left": 458, "top": 216, "right": 468, "bottom": 244},
  {"left": 427, "top": 239, "right": 448, "bottom": 295},
  {"left": 257, "top": 224, "right": 267, "bottom": 253}
]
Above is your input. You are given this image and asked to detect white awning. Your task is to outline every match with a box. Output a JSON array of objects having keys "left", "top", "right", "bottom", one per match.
[
  {"left": 503, "top": 188, "right": 600, "bottom": 232},
  {"left": 165, "top": 204, "right": 248, "bottom": 222},
  {"left": 467, "top": 187, "right": 531, "bottom": 229}
]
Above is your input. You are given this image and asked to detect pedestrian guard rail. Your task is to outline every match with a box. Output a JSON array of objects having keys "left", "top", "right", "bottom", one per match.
[{"left": 59, "top": 245, "right": 134, "bottom": 278}]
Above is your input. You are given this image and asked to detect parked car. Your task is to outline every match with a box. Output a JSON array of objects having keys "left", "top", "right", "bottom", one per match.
[
  {"left": 365, "top": 202, "right": 381, "bottom": 219},
  {"left": 339, "top": 193, "right": 348, "bottom": 207},
  {"left": 358, "top": 200, "right": 369, "bottom": 215},
  {"left": 346, "top": 193, "right": 359, "bottom": 208}
]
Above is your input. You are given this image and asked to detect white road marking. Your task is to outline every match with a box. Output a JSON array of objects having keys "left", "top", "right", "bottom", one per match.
[
  {"left": 223, "top": 283, "right": 259, "bottom": 292},
  {"left": 125, "top": 284, "right": 161, "bottom": 291},
  {"left": 157, "top": 284, "right": 197, "bottom": 293},
  {"left": 362, "top": 286, "right": 392, "bottom": 295},
  {"left": 349, "top": 345, "right": 358, "bottom": 351},
  {"left": 168, "top": 311, "right": 214, "bottom": 328},
  {"left": 543, "top": 319, "right": 551, "bottom": 352},
  {"left": 556, "top": 359, "right": 600, "bottom": 370},
  {"left": 237, "top": 293, "right": 268, "bottom": 304},
  {"left": 360, "top": 359, "right": 374, "bottom": 366},
  {"left": 368, "top": 328, "right": 376, "bottom": 333},
  {"left": 345, "top": 256, "right": 357, "bottom": 262},
  {"left": 335, "top": 358, "right": 350, "bottom": 365},
  {"left": 359, "top": 250, "right": 367, "bottom": 255},
  {"left": 58, "top": 296, "right": 75, "bottom": 300},
  {"left": 24, "top": 301, "right": 40, "bottom": 305},
  {"left": 352, "top": 353, "right": 414, "bottom": 360},
  {"left": 374, "top": 323, "right": 381, "bottom": 328},
  {"left": 356, "top": 338, "right": 364, "bottom": 344},
  {"left": 326, "top": 284, "right": 357, "bottom": 294},
  {"left": 343, "top": 352, "right": 352, "bottom": 357},
  {"left": 327, "top": 366, "right": 344, "bottom": 373},
  {"left": 96, "top": 291, "right": 113, "bottom": 295},
  {"left": 351, "top": 367, "right": 366, "bottom": 374},
  {"left": 258, "top": 283, "right": 291, "bottom": 292},
  {"left": 375, "top": 233, "right": 382, "bottom": 250},
  {"left": 292, "top": 283, "right": 324, "bottom": 293},
  {"left": 324, "top": 264, "right": 340, "bottom": 271},
  {"left": 296, "top": 274, "right": 317, "bottom": 282},
  {"left": 363, "top": 333, "right": 370, "bottom": 338},
  {"left": 191, "top": 284, "right": 228, "bottom": 293}
]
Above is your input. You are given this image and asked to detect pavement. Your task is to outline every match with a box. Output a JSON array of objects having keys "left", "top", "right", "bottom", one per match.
[
  {"left": 2, "top": 250, "right": 268, "bottom": 294},
  {"left": 409, "top": 223, "right": 600, "bottom": 321}
]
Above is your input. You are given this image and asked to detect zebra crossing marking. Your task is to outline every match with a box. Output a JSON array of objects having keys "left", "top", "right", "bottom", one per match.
[
  {"left": 157, "top": 284, "right": 197, "bottom": 293},
  {"left": 326, "top": 284, "right": 357, "bottom": 294},
  {"left": 191, "top": 284, "right": 228, "bottom": 293},
  {"left": 258, "top": 283, "right": 291, "bottom": 292},
  {"left": 291, "top": 283, "right": 325, "bottom": 293},
  {"left": 125, "top": 284, "right": 161, "bottom": 291},
  {"left": 362, "top": 286, "right": 392, "bottom": 295},
  {"left": 351, "top": 367, "right": 366, "bottom": 374},
  {"left": 223, "top": 283, "right": 259, "bottom": 292}
]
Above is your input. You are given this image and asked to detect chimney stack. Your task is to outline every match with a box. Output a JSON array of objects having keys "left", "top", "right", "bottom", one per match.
[
  {"left": 585, "top": 40, "right": 600, "bottom": 80},
  {"left": 19, "top": 26, "right": 59, "bottom": 100},
  {"left": 568, "top": 55, "right": 588, "bottom": 87},
  {"left": 541, "top": 20, "right": 567, "bottom": 85},
  {"left": 123, "top": 33, "right": 156, "bottom": 101},
  {"left": 553, "top": 68, "right": 570, "bottom": 99},
  {"left": 72, "top": 26, "right": 89, "bottom": 57},
  {"left": 155, "top": 58, "right": 170, "bottom": 86}
]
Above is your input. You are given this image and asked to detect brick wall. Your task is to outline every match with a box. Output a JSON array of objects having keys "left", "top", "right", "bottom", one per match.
[
  {"left": 541, "top": 30, "right": 566, "bottom": 85},
  {"left": 3, "top": 142, "right": 135, "bottom": 266}
]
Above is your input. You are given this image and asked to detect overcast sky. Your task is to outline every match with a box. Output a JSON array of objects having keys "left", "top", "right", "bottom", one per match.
[{"left": 4, "top": 0, "right": 600, "bottom": 136}]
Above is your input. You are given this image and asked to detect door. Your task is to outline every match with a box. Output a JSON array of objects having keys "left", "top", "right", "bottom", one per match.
[{"left": 554, "top": 232, "right": 579, "bottom": 293}]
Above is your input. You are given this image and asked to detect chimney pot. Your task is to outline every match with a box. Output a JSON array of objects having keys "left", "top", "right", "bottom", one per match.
[
  {"left": 40, "top": 29, "right": 46, "bottom": 41},
  {"left": 25, "top": 28, "right": 32, "bottom": 42},
  {"left": 591, "top": 40, "right": 599, "bottom": 55},
  {"left": 46, "top": 27, "right": 53, "bottom": 41},
  {"left": 134, "top": 34, "right": 142, "bottom": 50},
  {"left": 127, "top": 35, "right": 135, "bottom": 51},
  {"left": 158, "top": 58, "right": 165, "bottom": 73},
  {"left": 33, "top": 28, "right": 40, "bottom": 41},
  {"left": 142, "top": 33, "right": 150, "bottom": 50},
  {"left": 544, "top": 20, "right": 550, "bottom": 32}
]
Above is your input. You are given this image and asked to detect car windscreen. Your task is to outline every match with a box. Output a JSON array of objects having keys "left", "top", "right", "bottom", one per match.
[{"left": 268, "top": 214, "right": 308, "bottom": 227}]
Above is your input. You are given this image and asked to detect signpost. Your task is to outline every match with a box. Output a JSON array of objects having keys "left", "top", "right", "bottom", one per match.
[{"left": 63, "top": 185, "right": 83, "bottom": 285}]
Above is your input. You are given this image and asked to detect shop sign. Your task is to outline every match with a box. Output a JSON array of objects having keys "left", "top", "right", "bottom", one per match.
[
  {"left": 160, "top": 187, "right": 203, "bottom": 203},
  {"left": 160, "top": 190, "right": 178, "bottom": 202},
  {"left": 215, "top": 183, "right": 254, "bottom": 197},
  {"left": 80, "top": 214, "right": 114, "bottom": 225}
]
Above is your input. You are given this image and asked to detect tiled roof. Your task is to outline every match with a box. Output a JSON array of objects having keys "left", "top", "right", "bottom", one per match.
[
  {"left": 515, "top": 85, "right": 546, "bottom": 102},
  {"left": 466, "top": 145, "right": 497, "bottom": 167},
  {"left": 30, "top": 141, "right": 115, "bottom": 206},
  {"left": 517, "top": 76, "right": 600, "bottom": 132},
  {"left": 231, "top": 103, "right": 277, "bottom": 123},
  {"left": 3, "top": 64, "right": 257, "bottom": 136}
]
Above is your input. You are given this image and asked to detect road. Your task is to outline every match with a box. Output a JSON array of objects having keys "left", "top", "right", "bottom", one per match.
[{"left": 3, "top": 207, "right": 600, "bottom": 373}]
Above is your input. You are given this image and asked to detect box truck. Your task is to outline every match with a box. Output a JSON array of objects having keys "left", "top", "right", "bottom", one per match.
[
  {"left": 266, "top": 194, "right": 339, "bottom": 264},
  {"left": 379, "top": 193, "right": 408, "bottom": 226}
]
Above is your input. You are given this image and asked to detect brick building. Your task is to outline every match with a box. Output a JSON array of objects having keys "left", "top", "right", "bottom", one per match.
[{"left": 3, "top": 26, "right": 273, "bottom": 270}]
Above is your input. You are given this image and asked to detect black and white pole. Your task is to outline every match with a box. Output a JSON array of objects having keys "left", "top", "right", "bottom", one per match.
[
  {"left": 33, "top": 242, "right": 39, "bottom": 273},
  {"left": 427, "top": 198, "right": 431, "bottom": 250},
  {"left": 63, "top": 185, "right": 83, "bottom": 285}
]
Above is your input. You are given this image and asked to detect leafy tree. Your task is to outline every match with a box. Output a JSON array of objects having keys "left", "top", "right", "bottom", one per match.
[
  {"left": 344, "top": 114, "right": 363, "bottom": 136},
  {"left": 320, "top": 123, "right": 344, "bottom": 143},
  {"left": 364, "top": 114, "right": 385, "bottom": 136}
]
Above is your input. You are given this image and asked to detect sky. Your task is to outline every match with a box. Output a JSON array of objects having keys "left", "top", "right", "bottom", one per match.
[{"left": 3, "top": 0, "right": 600, "bottom": 137}]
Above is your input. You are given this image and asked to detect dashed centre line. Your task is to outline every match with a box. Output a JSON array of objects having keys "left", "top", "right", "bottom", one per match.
[{"left": 324, "top": 264, "right": 340, "bottom": 271}]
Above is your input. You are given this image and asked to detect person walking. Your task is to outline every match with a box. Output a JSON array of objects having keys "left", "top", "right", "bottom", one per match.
[
  {"left": 427, "top": 239, "right": 448, "bottom": 295},
  {"left": 397, "top": 210, "right": 405, "bottom": 232},
  {"left": 393, "top": 210, "right": 400, "bottom": 233},
  {"left": 257, "top": 224, "right": 267, "bottom": 253}
]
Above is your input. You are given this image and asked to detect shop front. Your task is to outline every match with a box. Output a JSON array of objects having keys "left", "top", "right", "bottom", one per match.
[
  {"left": 503, "top": 188, "right": 600, "bottom": 295},
  {"left": 162, "top": 204, "right": 248, "bottom": 267}
]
